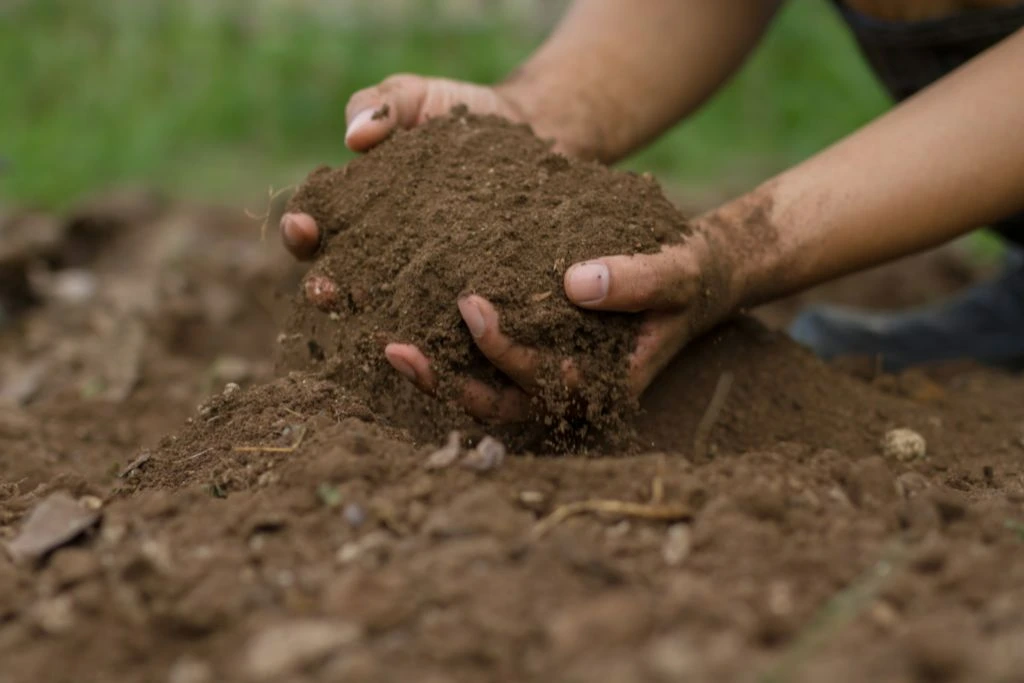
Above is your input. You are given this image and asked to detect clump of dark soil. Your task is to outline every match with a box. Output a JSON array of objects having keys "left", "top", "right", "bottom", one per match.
[{"left": 281, "top": 108, "right": 689, "bottom": 446}]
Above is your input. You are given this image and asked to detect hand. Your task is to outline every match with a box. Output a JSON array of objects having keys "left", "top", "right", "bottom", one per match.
[
  {"left": 281, "top": 74, "right": 531, "bottom": 260},
  {"left": 385, "top": 229, "right": 734, "bottom": 424}
]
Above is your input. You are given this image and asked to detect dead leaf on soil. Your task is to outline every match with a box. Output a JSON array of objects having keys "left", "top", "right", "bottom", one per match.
[{"left": 5, "top": 492, "right": 102, "bottom": 565}]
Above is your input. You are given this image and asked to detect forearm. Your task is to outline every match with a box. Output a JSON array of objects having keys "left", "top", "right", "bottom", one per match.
[
  {"left": 498, "top": 0, "right": 780, "bottom": 162},
  {"left": 708, "top": 27, "right": 1024, "bottom": 311}
]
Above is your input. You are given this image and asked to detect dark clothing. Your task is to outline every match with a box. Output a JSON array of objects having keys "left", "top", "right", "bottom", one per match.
[{"left": 835, "top": 2, "right": 1024, "bottom": 244}]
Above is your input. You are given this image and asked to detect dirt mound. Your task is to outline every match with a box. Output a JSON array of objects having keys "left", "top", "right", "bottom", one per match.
[
  {"left": 3, "top": 193, "right": 1024, "bottom": 683},
  {"left": 281, "top": 108, "right": 690, "bottom": 446}
]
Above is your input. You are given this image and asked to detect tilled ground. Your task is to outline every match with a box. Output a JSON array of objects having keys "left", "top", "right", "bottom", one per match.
[{"left": 1, "top": 195, "right": 1022, "bottom": 683}]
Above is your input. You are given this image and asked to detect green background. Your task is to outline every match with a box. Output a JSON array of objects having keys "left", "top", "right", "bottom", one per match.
[{"left": 1, "top": 0, "right": 889, "bottom": 208}]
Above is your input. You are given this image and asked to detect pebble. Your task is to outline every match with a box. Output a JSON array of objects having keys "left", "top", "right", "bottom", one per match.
[
  {"left": 243, "top": 619, "right": 361, "bottom": 681},
  {"left": 343, "top": 503, "right": 366, "bottom": 528},
  {"left": 335, "top": 531, "right": 391, "bottom": 566},
  {"left": 662, "top": 524, "right": 692, "bottom": 566},
  {"left": 30, "top": 595, "right": 75, "bottom": 635},
  {"left": 6, "top": 492, "right": 102, "bottom": 564},
  {"left": 883, "top": 428, "right": 927, "bottom": 462},
  {"left": 517, "top": 490, "right": 546, "bottom": 511},
  {"left": 460, "top": 436, "right": 506, "bottom": 472},
  {"left": 167, "top": 656, "right": 213, "bottom": 683},
  {"left": 47, "top": 269, "right": 97, "bottom": 305},
  {"left": 424, "top": 431, "right": 462, "bottom": 470}
]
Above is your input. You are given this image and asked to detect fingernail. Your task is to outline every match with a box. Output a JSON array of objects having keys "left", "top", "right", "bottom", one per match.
[
  {"left": 280, "top": 213, "right": 302, "bottom": 248},
  {"left": 458, "top": 297, "right": 486, "bottom": 338},
  {"left": 388, "top": 355, "right": 417, "bottom": 381},
  {"left": 345, "top": 109, "right": 376, "bottom": 144},
  {"left": 565, "top": 262, "right": 609, "bottom": 304}
]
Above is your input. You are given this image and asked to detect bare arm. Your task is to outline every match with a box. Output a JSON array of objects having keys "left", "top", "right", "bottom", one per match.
[
  {"left": 707, "top": 26, "right": 1024, "bottom": 311},
  {"left": 500, "top": 0, "right": 781, "bottom": 162}
]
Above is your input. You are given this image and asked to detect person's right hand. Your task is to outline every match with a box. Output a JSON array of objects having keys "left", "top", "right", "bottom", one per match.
[{"left": 280, "top": 74, "right": 529, "bottom": 260}]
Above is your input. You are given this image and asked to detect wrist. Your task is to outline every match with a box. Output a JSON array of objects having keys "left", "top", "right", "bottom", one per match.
[
  {"left": 691, "top": 182, "right": 790, "bottom": 316},
  {"left": 494, "top": 72, "right": 609, "bottom": 161}
]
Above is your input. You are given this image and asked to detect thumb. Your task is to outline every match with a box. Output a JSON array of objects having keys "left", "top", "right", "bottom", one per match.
[
  {"left": 345, "top": 74, "right": 429, "bottom": 152},
  {"left": 563, "top": 246, "right": 701, "bottom": 313}
]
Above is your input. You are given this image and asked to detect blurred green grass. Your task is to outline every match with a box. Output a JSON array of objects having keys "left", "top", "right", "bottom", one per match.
[{"left": 1, "top": 0, "right": 889, "bottom": 208}]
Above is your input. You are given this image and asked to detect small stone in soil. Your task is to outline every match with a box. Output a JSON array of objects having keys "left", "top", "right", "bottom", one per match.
[
  {"left": 883, "top": 428, "right": 927, "bottom": 462},
  {"left": 343, "top": 503, "right": 365, "bottom": 528},
  {"left": 6, "top": 492, "right": 102, "bottom": 564},
  {"left": 461, "top": 436, "right": 506, "bottom": 472},
  {"left": 518, "top": 490, "right": 546, "bottom": 509},
  {"left": 243, "top": 619, "right": 361, "bottom": 681},
  {"left": 424, "top": 431, "right": 462, "bottom": 470},
  {"left": 662, "top": 524, "right": 692, "bottom": 566},
  {"left": 167, "top": 656, "right": 213, "bottom": 683},
  {"left": 29, "top": 595, "right": 76, "bottom": 635}
]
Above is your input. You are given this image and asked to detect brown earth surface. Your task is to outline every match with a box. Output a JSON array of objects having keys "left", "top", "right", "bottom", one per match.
[{"left": 1, "top": 181, "right": 1023, "bottom": 682}]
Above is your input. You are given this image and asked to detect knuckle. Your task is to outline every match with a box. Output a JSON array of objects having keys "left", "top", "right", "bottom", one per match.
[{"left": 379, "top": 73, "right": 419, "bottom": 92}]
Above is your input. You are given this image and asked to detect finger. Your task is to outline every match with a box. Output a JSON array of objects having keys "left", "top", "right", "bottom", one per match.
[
  {"left": 563, "top": 246, "right": 700, "bottom": 313},
  {"left": 458, "top": 295, "right": 580, "bottom": 391},
  {"left": 279, "top": 212, "right": 321, "bottom": 260},
  {"left": 459, "top": 379, "right": 532, "bottom": 424},
  {"left": 384, "top": 343, "right": 437, "bottom": 394},
  {"left": 345, "top": 74, "right": 429, "bottom": 152},
  {"left": 385, "top": 343, "right": 530, "bottom": 423},
  {"left": 627, "top": 313, "right": 692, "bottom": 395}
]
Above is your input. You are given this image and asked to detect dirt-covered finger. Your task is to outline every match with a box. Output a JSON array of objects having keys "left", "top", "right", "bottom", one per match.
[
  {"left": 458, "top": 295, "right": 580, "bottom": 392},
  {"left": 279, "top": 212, "right": 321, "bottom": 260},
  {"left": 564, "top": 246, "right": 701, "bottom": 313},
  {"left": 459, "top": 379, "right": 531, "bottom": 424},
  {"left": 384, "top": 343, "right": 437, "bottom": 394},
  {"left": 345, "top": 75, "right": 428, "bottom": 151},
  {"left": 627, "top": 313, "right": 692, "bottom": 395}
]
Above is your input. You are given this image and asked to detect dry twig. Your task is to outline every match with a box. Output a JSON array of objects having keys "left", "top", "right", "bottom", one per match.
[
  {"left": 118, "top": 451, "right": 151, "bottom": 479},
  {"left": 530, "top": 499, "right": 692, "bottom": 541},
  {"left": 245, "top": 185, "right": 296, "bottom": 242},
  {"left": 233, "top": 426, "right": 307, "bottom": 454},
  {"left": 177, "top": 447, "right": 213, "bottom": 464}
]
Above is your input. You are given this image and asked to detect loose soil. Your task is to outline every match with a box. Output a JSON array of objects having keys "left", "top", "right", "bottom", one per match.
[
  {"left": 1, "top": 182, "right": 1023, "bottom": 682},
  {"left": 281, "top": 109, "right": 689, "bottom": 448}
]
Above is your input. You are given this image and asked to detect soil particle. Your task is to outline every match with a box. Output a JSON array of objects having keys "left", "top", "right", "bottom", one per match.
[
  {"left": 283, "top": 108, "right": 689, "bottom": 448},
  {"left": 242, "top": 619, "right": 362, "bottom": 681},
  {"left": 883, "top": 428, "right": 927, "bottom": 462},
  {"left": 459, "top": 435, "right": 506, "bottom": 472},
  {"left": 425, "top": 431, "right": 462, "bottom": 471}
]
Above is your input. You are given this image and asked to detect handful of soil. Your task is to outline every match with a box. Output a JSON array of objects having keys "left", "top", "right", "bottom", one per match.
[{"left": 281, "top": 107, "right": 690, "bottom": 447}]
